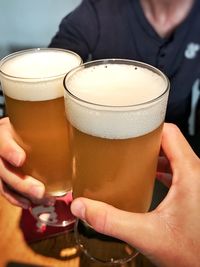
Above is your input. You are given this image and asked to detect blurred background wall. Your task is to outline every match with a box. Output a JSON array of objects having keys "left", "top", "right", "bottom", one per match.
[
  {"left": 0, "top": 0, "right": 81, "bottom": 59},
  {"left": 0, "top": 0, "right": 81, "bottom": 117}
]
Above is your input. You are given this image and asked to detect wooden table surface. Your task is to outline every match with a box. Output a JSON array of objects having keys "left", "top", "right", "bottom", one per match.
[{"left": 0, "top": 195, "right": 155, "bottom": 267}]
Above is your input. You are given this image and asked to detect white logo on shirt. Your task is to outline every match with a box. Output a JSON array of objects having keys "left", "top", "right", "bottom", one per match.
[{"left": 185, "top": 43, "right": 200, "bottom": 59}]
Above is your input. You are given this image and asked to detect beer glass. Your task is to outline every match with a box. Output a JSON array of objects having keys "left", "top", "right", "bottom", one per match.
[
  {"left": 0, "top": 48, "right": 82, "bottom": 227},
  {"left": 63, "top": 59, "right": 170, "bottom": 263}
]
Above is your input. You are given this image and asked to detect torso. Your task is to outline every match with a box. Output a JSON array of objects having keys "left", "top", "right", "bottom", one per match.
[{"left": 49, "top": 0, "right": 200, "bottom": 136}]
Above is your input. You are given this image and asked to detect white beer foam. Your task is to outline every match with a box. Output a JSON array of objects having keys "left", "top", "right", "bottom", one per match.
[
  {"left": 64, "top": 63, "right": 169, "bottom": 139},
  {"left": 0, "top": 50, "right": 81, "bottom": 101}
]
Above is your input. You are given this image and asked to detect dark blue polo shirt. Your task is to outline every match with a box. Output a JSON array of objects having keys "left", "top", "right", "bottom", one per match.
[{"left": 49, "top": 0, "right": 200, "bottom": 136}]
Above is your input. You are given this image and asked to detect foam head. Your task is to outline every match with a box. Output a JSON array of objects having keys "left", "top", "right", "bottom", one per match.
[
  {"left": 64, "top": 60, "right": 169, "bottom": 139},
  {"left": 0, "top": 49, "right": 82, "bottom": 101}
]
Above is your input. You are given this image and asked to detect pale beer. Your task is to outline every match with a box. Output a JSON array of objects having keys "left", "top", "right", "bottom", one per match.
[
  {"left": 64, "top": 59, "right": 169, "bottom": 263},
  {"left": 0, "top": 49, "right": 82, "bottom": 196},
  {"left": 64, "top": 60, "right": 169, "bottom": 213}
]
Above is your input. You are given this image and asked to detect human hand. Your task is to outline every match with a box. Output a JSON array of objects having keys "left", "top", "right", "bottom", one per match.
[
  {"left": 0, "top": 117, "right": 45, "bottom": 209},
  {"left": 71, "top": 123, "right": 200, "bottom": 267}
]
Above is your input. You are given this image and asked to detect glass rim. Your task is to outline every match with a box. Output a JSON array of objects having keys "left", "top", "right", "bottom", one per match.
[
  {"left": 63, "top": 58, "right": 170, "bottom": 109},
  {"left": 0, "top": 47, "right": 82, "bottom": 81}
]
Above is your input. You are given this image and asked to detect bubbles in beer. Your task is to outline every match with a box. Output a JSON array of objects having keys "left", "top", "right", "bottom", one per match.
[
  {"left": 0, "top": 49, "right": 81, "bottom": 101},
  {"left": 65, "top": 62, "right": 169, "bottom": 139}
]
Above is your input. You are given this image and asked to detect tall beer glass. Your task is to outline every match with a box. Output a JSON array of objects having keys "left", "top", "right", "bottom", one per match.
[
  {"left": 0, "top": 48, "right": 82, "bottom": 227},
  {"left": 64, "top": 59, "right": 170, "bottom": 263}
]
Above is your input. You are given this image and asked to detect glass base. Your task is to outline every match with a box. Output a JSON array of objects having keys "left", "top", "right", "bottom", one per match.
[
  {"left": 75, "top": 219, "right": 138, "bottom": 265},
  {"left": 30, "top": 192, "right": 75, "bottom": 227}
]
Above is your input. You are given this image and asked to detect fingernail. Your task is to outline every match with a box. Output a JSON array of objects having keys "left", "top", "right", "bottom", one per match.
[
  {"left": 71, "top": 199, "right": 86, "bottom": 220},
  {"left": 31, "top": 185, "right": 45, "bottom": 199},
  {"left": 8, "top": 151, "right": 23, "bottom": 167}
]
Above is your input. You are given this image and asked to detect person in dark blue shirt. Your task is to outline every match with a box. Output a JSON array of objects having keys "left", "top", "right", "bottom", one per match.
[
  {"left": 49, "top": 0, "right": 200, "bottom": 145},
  {"left": 0, "top": 1, "right": 200, "bottom": 265}
]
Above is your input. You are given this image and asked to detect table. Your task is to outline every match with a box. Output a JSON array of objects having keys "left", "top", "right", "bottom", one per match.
[{"left": 0, "top": 195, "right": 155, "bottom": 267}]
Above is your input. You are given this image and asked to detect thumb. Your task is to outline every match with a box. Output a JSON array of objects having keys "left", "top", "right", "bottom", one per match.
[{"left": 71, "top": 197, "right": 156, "bottom": 253}]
